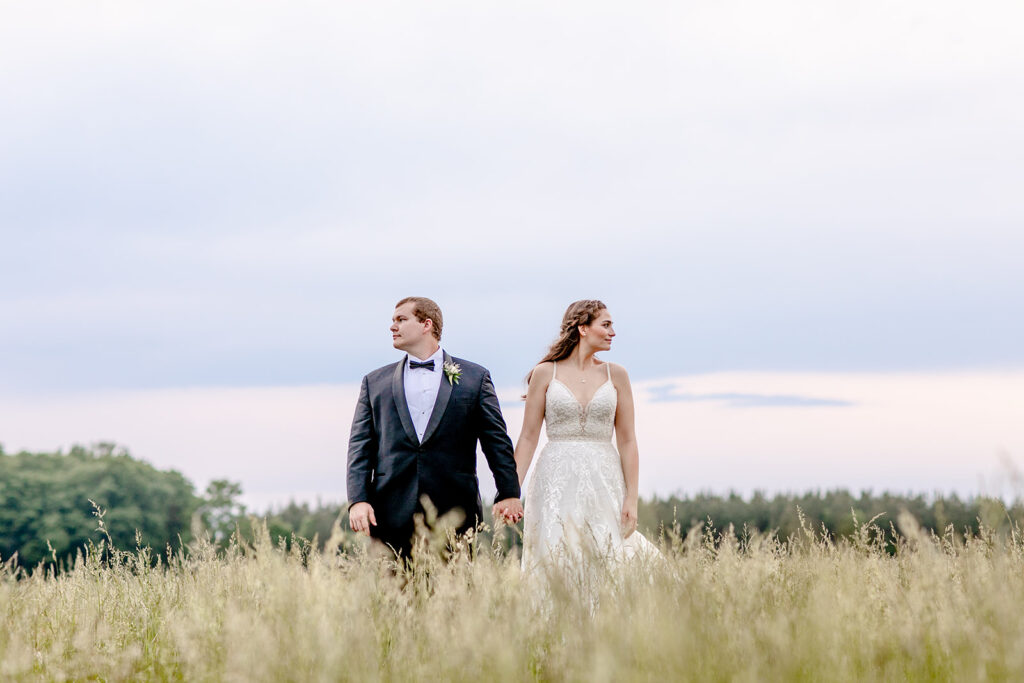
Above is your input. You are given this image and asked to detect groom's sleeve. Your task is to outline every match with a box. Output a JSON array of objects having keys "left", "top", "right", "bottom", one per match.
[
  {"left": 346, "top": 376, "right": 376, "bottom": 508},
  {"left": 477, "top": 371, "right": 521, "bottom": 503}
]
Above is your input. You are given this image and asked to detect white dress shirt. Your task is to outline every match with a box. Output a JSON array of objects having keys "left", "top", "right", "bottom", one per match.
[{"left": 404, "top": 346, "right": 445, "bottom": 443}]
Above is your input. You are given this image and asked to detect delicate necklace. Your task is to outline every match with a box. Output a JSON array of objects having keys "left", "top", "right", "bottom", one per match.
[{"left": 571, "top": 359, "right": 593, "bottom": 382}]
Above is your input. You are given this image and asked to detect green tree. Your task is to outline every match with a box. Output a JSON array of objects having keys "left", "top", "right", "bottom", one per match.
[
  {"left": 0, "top": 443, "right": 200, "bottom": 566},
  {"left": 197, "top": 479, "right": 247, "bottom": 543}
]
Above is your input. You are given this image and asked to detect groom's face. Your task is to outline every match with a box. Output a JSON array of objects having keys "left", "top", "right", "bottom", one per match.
[{"left": 390, "top": 303, "right": 431, "bottom": 351}]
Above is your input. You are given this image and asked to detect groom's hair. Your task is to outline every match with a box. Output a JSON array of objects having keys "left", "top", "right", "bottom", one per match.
[{"left": 395, "top": 297, "right": 443, "bottom": 341}]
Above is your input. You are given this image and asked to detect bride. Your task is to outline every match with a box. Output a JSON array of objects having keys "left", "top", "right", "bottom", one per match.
[{"left": 514, "top": 299, "right": 655, "bottom": 571}]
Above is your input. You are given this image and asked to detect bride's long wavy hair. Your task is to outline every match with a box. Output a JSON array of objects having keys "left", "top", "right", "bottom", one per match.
[{"left": 525, "top": 299, "right": 607, "bottom": 391}]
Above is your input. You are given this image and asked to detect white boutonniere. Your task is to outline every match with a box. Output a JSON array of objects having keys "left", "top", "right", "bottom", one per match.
[{"left": 442, "top": 360, "right": 462, "bottom": 386}]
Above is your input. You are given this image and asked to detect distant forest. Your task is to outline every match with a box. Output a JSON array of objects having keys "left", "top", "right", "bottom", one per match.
[{"left": 2, "top": 443, "right": 1021, "bottom": 567}]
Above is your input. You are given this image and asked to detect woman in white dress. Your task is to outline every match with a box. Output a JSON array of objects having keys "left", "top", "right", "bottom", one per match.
[{"left": 514, "top": 299, "right": 655, "bottom": 572}]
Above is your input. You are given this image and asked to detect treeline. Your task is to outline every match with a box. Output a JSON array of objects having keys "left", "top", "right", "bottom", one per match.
[
  {"left": 638, "top": 490, "right": 1023, "bottom": 542},
  {"left": 2, "top": 444, "right": 1022, "bottom": 567},
  {"left": 263, "top": 490, "right": 1023, "bottom": 551}
]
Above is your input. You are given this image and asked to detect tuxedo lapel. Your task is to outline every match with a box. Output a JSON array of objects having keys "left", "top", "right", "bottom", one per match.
[
  {"left": 420, "top": 351, "right": 454, "bottom": 445},
  {"left": 391, "top": 358, "right": 418, "bottom": 445}
]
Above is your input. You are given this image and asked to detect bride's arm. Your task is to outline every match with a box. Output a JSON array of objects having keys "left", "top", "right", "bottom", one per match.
[
  {"left": 612, "top": 364, "right": 640, "bottom": 535},
  {"left": 513, "top": 363, "right": 551, "bottom": 486}
]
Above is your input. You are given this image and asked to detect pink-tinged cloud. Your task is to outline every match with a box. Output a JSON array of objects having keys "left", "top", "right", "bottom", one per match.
[{"left": 3, "top": 371, "right": 1022, "bottom": 509}]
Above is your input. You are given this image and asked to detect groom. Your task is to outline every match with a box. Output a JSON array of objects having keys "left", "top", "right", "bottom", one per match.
[{"left": 347, "top": 297, "right": 523, "bottom": 556}]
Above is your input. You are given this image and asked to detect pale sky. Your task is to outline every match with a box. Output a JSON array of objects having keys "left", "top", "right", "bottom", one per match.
[{"left": 2, "top": 1, "right": 1022, "bottom": 506}]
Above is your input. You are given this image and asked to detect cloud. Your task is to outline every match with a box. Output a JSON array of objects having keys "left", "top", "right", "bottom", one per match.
[
  {"left": 647, "top": 382, "right": 856, "bottom": 409},
  {"left": 646, "top": 383, "right": 854, "bottom": 408}
]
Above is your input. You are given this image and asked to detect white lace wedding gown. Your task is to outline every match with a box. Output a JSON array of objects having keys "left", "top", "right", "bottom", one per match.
[{"left": 522, "top": 362, "right": 656, "bottom": 572}]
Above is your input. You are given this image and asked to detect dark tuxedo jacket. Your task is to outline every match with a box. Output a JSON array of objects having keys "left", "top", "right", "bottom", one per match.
[{"left": 346, "top": 351, "right": 520, "bottom": 552}]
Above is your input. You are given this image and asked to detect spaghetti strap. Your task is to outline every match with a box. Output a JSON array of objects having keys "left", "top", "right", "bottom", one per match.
[
  {"left": 605, "top": 362, "right": 611, "bottom": 381},
  {"left": 552, "top": 361, "right": 557, "bottom": 380}
]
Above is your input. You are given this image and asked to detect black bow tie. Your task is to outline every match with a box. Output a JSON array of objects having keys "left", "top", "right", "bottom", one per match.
[{"left": 409, "top": 359, "right": 435, "bottom": 371}]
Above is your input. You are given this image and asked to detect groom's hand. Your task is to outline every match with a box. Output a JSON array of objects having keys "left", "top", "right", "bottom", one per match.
[
  {"left": 349, "top": 502, "right": 377, "bottom": 536},
  {"left": 492, "top": 498, "right": 523, "bottom": 525}
]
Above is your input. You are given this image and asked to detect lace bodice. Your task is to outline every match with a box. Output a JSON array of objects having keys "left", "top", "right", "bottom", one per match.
[{"left": 544, "top": 363, "right": 616, "bottom": 442}]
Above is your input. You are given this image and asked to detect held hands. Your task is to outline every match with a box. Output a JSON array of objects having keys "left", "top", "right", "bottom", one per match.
[
  {"left": 349, "top": 502, "right": 377, "bottom": 536},
  {"left": 352, "top": 499, "right": 521, "bottom": 535},
  {"left": 620, "top": 497, "right": 638, "bottom": 538},
  {"left": 492, "top": 498, "right": 523, "bottom": 525}
]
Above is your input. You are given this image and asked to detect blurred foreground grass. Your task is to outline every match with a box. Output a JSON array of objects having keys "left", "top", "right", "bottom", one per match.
[{"left": 3, "top": 511, "right": 1024, "bottom": 682}]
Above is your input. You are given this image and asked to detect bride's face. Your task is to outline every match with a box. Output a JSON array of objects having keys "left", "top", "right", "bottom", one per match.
[{"left": 581, "top": 309, "right": 615, "bottom": 351}]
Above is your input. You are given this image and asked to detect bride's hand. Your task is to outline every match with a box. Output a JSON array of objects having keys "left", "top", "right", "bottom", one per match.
[{"left": 620, "top": 497, "right": 638, "bottom": 538}]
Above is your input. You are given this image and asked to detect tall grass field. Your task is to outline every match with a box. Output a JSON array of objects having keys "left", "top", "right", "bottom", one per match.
[{"left": 3, "top": 511, "right": 1024, "bottom": 681}]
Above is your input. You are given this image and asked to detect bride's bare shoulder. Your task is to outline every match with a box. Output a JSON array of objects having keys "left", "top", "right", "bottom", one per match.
[
  {"left": 605, "top": 362, "right": 631, "bottom": 384},
  {"left": 531, "top": 361, "right": 555, "bottom": 382}
]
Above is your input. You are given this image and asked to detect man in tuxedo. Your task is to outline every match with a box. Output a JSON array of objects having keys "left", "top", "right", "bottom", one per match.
[{"left": 347, "top": 297, "right": 523, "bottom": 556}]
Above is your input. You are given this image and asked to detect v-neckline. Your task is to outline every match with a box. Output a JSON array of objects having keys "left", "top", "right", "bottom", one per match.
[{"left": 550, "top": 377, "right": 612, "bottom": 411}]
